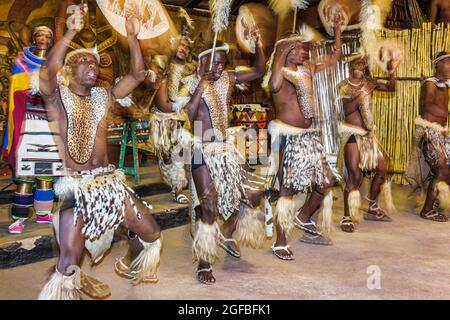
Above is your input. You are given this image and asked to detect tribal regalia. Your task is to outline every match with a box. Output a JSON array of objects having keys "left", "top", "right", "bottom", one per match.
[
  {"left": 337, "top": 78, "right": 395, "bottom": 221},
  {"left": 266, "top": 61, "right": 337, "bottom": 237},
  {"left": 39, "top": 80, "right": 161, "bottom": 300},
  {"left": 268, "top": 119, "right": 337, "bottom": 236},
  {"left": 337, "top": 79, "right": 384, "bottom": 174},
  {"left": 2, "top": 44, "right": 60, "bottom": 228},
  {"left": 406, "top": 113, "right": 450, "bottom": 211},
  {"left": 190, "top": 70, "right": 265, "bottom": 265},
  {"left": 150, "top": 57, "right": 196, "bottom": 197},
  {"left": 54, "top": 165, "right": 153, "bottom": 261}
]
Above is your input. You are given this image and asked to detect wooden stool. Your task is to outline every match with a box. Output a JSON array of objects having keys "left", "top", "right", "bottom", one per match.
[{"left": 119, "top": 120, "right": 139, "bottom": 183}]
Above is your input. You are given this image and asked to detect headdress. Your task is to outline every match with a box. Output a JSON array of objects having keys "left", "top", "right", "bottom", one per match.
[
  {"left": 433, "top": 52, "right": 450, "bottom": 66},
  {"left": 198, "top": 43, "right": 229, "bottom": 61},
  {"left": 64, "top": 47, "right": 100, "bottom": 66},
  {"left": 262, "top": 25, "right": 322, "bottom": 89},
  {"left": 32, "top": 26, "right": 53, "bottom": 38},
  {"left": 170, "top": 8, "right": 195, "bottom": 49},
  {"left": 344, "top": 51, "right": 366, "bottom": 64}
]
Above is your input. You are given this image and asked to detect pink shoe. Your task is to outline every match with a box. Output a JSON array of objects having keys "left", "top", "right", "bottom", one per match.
[
  {"left": 8, "top": 219, "right": 24, "bottom": 234},
  {"left": 36, "top": 214, "right": 53, "bottom": 224}
]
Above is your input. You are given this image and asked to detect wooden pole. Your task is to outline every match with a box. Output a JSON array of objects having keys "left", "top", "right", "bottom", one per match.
[
  {"left": 292, "top": 8, "right": 297, "bottom": 33},
  {"left": 209, "top": 31, "right": 218, "bottom": 71}
]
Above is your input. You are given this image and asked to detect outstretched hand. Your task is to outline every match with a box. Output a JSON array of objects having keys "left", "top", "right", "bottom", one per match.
[
  {"left": 252, "top": 28, "right": 262, "bottom": 49},
  {"left": 125, "top": 15, "right": 140, "bottom": 37},
  {"left": 66, "top": 4, "right": 87, "bottom": 32},
  {"left": 334, "top": 10, "right": 345, "bottom": 29},
  {"left": 387, "top": 58, "right": 400, "bottom": 73}
]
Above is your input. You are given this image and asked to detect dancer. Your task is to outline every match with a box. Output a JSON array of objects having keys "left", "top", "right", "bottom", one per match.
[
  {"left": 38, "top": 5, "right": 161, "bottom": 300},
  {"left": 406, "top": 52, "right": 450, "bottom": 222},
  {"left": 2, "top": 26, "right": 58, "bottom": 234},
  {"left": 149, "top": 9, "right": 196, "bottom": 204},
  {"left": 265, "top": 13, "right": 343, "bottom": 260},
  {"left": 185, "top": 34, "right": 266, "bottom": 284},
  {"left": 337, "top": 53, "right": 398, "bottom": 232}
]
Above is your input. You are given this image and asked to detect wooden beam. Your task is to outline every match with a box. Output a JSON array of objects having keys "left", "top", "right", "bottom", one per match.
[
  {"left": 231, "top": 0, "right": 247, "bottom": 15},
  {"left": 185, "top": 0, "right": 203, "bottom": 8}
]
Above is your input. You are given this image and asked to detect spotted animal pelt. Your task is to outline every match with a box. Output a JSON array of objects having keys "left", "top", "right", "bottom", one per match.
[
  {"left": 269, "top": 121, "right": 338, "bottom": 192},
  {"left": 202, "top": 142, "right": 248, "bottom": 221},
  {"left": 149, "top": 111, "right": 191, "bottom": 159},
  {"left": 406, "top": 117, "right": 450, "bottom": 190},
  {"left": 54, "top": 165, "right": 151, "bottom": 242},
  {"left": 59, "top": 85, "right": 107, "bottom": 164},
  {"left": 417, "top": 118, "right": 450, "bottom": 167}
]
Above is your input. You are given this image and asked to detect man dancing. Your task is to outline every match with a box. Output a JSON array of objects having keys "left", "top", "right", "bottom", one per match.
[
  {"left": 149, "top": 26, "right": 196, "bottom": 204},
  {"left": 38, "top": 5, "right": 161, "bottom": 299},
  {"left": 407, "top": 52, "right": 450, "bottom": 222},
  {"left": 338, "top": 54, "right": 398, "bottom": 232},
  {"left": 265, "top": 14, "right": 343, "bottom": 260},
  {"left": 3, "top": 26, "right": 59, "bottom": 234},
  {"left": 185, "top": 35, "right": 265, "bottom": 284}
]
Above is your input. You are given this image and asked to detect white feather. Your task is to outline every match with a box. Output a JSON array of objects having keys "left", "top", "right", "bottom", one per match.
[
  {"left": 209, "top": 0, "right": 233, "bottom": 33},
  {"left": 269, "top": 0, "right": 309, "bottom": 19}
]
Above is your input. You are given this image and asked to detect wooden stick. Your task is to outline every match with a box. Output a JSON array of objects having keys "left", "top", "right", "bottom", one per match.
[
  {"left": 292, "top": 8, "right": 297, "bottom": 33},
  {"left": 209, "top": 32, "right": 218, "bottom": 71}
]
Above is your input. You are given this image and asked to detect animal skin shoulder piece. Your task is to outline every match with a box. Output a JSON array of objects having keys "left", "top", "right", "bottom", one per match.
[{"left": 60, "top": 85, "right": 108, "bottom": 164}]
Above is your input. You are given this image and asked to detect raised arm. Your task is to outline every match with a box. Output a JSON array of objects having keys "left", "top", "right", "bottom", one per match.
[
  {"left": 373, "top": 60, "right": 398, "bottom": 92},
  {"left": 112, "top": 16, "right": 146, "bottom": 100},
  {"left": 269, "top": 41, "right": 295, "bottom": 93},
  {"left": 315, "top": 12, "right": 343, "bottom": 73},
  {"left": 39, "top": 3, "right": 86, "bottom": 96},
  {"left": 235, "top": 32, "right": 266, "bottom": 83}
]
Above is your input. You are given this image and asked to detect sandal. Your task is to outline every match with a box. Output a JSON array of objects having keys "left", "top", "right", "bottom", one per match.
[
  {"left": 340, "top": 216, "right": 355, "bottom": 233},
  {"left": 271, "top": 243, "right": 294, "bottom": 260},
  {"left": 420, "top": 209, "right": 448, "bottom": 222},
  {"left": 299, "top": 233, "right": 333, "bottom": 246},
  {"left": 197, "top": 267, "right": 215, "bottom": 285},
  {"left": 293, "top": 215, "right": 321, "bottom": 236},
  {"left": 174, "top": 191, "right": 189, "bottom": 204},
  {"left": 80, "top": 271, "right": 111, "bottom": 299},
  {"left": 114, "top": 257, "right": 158, "bottom": 285},
  {"left": 219, "top": 238, "right": 241, "bottom": 258},
  {"left": 365, "top": 199, "right": 392, "bottom": 222}
]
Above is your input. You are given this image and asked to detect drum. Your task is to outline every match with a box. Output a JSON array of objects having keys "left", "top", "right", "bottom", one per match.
[{"left": 231, "top": 104, "right": 269, "bottom": 165}]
